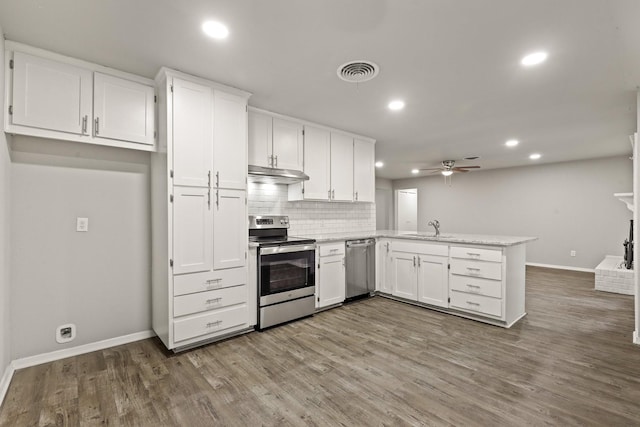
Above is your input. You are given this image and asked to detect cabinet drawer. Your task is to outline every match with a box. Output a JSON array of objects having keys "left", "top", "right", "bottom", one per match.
[
  {"left": 319, "top": 242, "right": 345, "bottom": 257},
  {"left": 450, "top": 290, "right": 502, "bottom": 318},
  {"left": 450, "top": 246, "right": 502, "bottom": 262},
  {"left": 450, "top": 259, "right": 502, "bottom": 280},
  {"left": 393, "top": 241, "right": 448, "bottom": 256},
  {"left": 449, "top": 275, "right": 502, "bottom": 299},
  {"left": 173, "top": 267, "right": 247, "bottom": 296},
  {"left": 173, "top": 304, "right": 248, "bottom": 342},
  {"left": 173, "top": 284, "right": 247, "bottom": 317}
]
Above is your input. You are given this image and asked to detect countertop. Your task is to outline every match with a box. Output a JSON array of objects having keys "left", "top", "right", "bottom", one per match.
[{"left": 294, "top": 230, "right": 537, "bottom": 247}]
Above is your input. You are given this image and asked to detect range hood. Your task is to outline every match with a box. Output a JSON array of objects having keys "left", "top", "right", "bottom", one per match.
[{"left": 248, "top": 165, "right": 309, "bottom": 185}]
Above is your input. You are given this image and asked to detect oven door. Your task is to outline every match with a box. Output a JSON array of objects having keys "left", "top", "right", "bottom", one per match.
[{"left": 258, "top": 244, "right": 315, "bottom": 306}]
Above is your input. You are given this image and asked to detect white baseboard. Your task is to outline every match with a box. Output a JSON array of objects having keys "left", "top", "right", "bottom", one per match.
[
  {"left": 526, "top": 262, "right": 595, "bottom": 273},
  {"left": 0, "top": 363, "right": 15, "bottom": 408},
  {"left": 11, "top": 330, "right": 154, "bottom": 370}
]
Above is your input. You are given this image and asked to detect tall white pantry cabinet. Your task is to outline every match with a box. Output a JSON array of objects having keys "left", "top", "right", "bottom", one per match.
[{"left": 152, "top": 68, "right": 254, "bottom": 351}]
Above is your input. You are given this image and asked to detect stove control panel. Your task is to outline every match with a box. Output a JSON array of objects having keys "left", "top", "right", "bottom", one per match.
[{"left": 249, "top": 215, "right": 290, "bottom": 230}]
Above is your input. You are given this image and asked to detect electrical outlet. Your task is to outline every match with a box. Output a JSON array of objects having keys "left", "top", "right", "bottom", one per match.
[
  {"left": 56, "top": 324, "right": 76, "bottom": 343},
  {"left": 76, "top": 217, "right": 89, "bottom": 232},
  {"left": 570, "top": 250, "right": 576, "bottom": 257}
]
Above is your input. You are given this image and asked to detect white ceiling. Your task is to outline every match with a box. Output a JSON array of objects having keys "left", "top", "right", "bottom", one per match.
[{"left": 1, "top": 0, "right": 638, "bottom": 179}]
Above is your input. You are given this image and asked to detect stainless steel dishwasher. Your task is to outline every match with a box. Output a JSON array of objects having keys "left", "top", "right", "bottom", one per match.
[{"left": 345, "top": 239, "right": 376, "bottom": 300}]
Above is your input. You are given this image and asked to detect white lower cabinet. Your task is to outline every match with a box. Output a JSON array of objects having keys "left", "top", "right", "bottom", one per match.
[
  {"left": 391, "top": 241, "right": 449, "bottom": 307},
  {"left": 376, "top": 239, "right": 393, "bottom": 294},
  {"left": 316, "top": 242, "right": 346, "bottom": 309}
]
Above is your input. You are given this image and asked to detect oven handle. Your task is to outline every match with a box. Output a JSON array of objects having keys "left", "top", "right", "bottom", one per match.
[{"left": 260, "top": 244, "right": 316, "bottom": 255}]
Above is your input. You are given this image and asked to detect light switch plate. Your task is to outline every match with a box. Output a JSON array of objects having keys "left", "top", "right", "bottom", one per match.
[{"left": 76, "top": 217, "right": 89, "bottom": 232}]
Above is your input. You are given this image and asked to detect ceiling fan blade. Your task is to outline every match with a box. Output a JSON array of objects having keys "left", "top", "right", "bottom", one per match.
[
  {"left": 428, "top": 170, "right": 442, "bottom": 175},
  {"left": 453, "top": 168, "right": 469, "bottom": 173},
  {"left": 455, "top": 165, "right": 481, "bottom": 169}
]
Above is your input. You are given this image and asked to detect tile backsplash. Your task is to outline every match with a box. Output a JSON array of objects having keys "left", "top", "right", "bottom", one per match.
[{"left": 248, "top": 183, "right": 376, "bottom": 235}]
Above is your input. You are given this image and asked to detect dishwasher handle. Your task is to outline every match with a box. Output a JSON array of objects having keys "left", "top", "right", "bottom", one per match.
[{"left": 346, "top": 239, "right": 375, "bottom": 248}]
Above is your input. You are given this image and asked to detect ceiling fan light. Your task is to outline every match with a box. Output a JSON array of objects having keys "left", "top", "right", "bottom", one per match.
[{"left": 441, "top": 170, "right": 453, "bottom": 176}]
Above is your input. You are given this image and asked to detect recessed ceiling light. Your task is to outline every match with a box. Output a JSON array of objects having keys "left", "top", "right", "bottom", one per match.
[
  {"left": 202, "top": 21, "right": 229, "bottom": 39},
  {"left": 388, "top": 100, "right": 405, "bottom": 111},
  {"left": 375, "top": 161, "right": 384, "bottom": 168},
  {"left": 411, "top": 169, "right": 419, "bottom": 174},
  {"left": 505, "top": 139, "right": 519, "bottom": 147},
  {"left": 521, "top": 51, "right": 548, "bottom": 67},
  {"left": 441, "top": 170, "right": 453, "bottom": 176},
  {"left": 529, "top": 153, "right": 542, "bottom": 160}
]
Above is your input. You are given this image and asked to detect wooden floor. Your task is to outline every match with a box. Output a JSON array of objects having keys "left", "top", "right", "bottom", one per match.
[{"left": 1, "top": 266, "right": 639, "bottom": 426}]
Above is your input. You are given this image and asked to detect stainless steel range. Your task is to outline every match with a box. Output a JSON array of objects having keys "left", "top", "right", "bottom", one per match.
[{"left": 249, "top": 215, "right": 316, "bottom": 330}]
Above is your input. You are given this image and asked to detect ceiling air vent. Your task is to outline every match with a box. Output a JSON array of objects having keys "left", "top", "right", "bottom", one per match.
[{"left": 337, "top": 60, "right": 379, "bottom": 83}]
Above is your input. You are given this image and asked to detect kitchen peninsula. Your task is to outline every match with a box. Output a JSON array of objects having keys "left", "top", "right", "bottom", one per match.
[{"left": 307, "top": 231, "right": 537, "bottom": 328}]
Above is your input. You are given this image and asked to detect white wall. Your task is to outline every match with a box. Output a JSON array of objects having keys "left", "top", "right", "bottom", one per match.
[
  {"left": 0, "top": 28, "right": 12, "bottom": 382},
  {"left": 394, "top": 156, "right": 632, "bottom": 269},
  {"left": 248, "top": 183, "right": 375, "bottom": 235},
  {"left": 375, "top": 178, "right": 393, "bottom": 230},
  {"left": 10, "top": 136, "right": 151, "bottom": 359}
]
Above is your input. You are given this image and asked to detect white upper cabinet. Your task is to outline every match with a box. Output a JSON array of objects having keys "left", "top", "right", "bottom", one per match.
[
  {"left": 272, "top": 118, "right": 303, "bottom": 170},
  {"left": 213, "top": 90, "right": 247, "bottom": 190},
  {"left": 248, "top": 110, "right": 272, "bottom": 168},
  {"left": 330, "top": 132, "right": 354, "bottom": 201},
  {"left": 6, "top": 43, "right": 156, "bottom": 151},
  {"left": 248, "top": 110, "right": 303, "bottom": 171},
  {"left": 93, "top": 72, "right": 155, "bottom": 145},
  {"left": 353, "top": 139, "right": 375, "bottom": 202},
  {"left": 302, "top": 125, "right": 331, "bottom": 199},
  {"left": 213, "top": 189, "right": 247, "bottom": 270},
  {"left": 11, "top": 51, "right": 92, "bottom": 136},
  {"left": 171, "top": 78, "right": 214, "bottom": 188}
]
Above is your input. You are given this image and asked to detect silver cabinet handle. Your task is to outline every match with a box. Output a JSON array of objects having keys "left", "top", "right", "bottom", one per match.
[
  {"left": 386, "top": 242, "right": 390, "bottom": 252},
  {"left": 342, "top": 257, "right": 345, "bottom": 267},
  {"left": 216, "top": 190, "right": 219, "bottom": 209},
  {"left": 206, "top": 320, "right": 222, "bottom": 328},
  {"left": 467, "top": 252, "right": 481, "bottom": 257},
  {"left": 418, "top": 256, "right": 421, "bottom": 267},
  {"left": 82, "top": 115, "right": 88, "bottom": 134},
  {"left": 208, "top": 170, "right": 211, "bottom": 188},
  {"left": 332, "top": 189, "right": 335, "bottom": 199},
  {"left": 467, "top": 267, "right": 481, "bottom": 271},
  {"left": 467, "top": 301, "right": 480, "bottom": 306},
  {"left": 328, "top": 190, "right": 331, "bottom": 200},
  {"left": 268, "top": 155, "right": 273, "bottom": 167},
  {"left": 216, "top": 171, "right": 220, "bottom": 188},
  {"left": 207, "top": 188, "right": 211, "bottom": 210},
  {"left": 274, "top": 155, "right": 278, "bottom": 167},
  {"left": 413, "top": 256, "right": 416, "bottom": 267},
  {"left": 205, "top": 298, "right": 222, "bottom": 304},
  {"left": 94, "top": 117, "right": 100, "bottom": 135},
  {"left": 466, "top": 284, "right": 481, "bottom": 288},
  {"left": 355, "top": 191, "right": 358, "bottom": 201}
]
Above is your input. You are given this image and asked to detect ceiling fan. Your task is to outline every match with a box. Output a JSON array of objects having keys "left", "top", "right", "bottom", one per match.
[{"left": 419, "top": 160, "right": 481, "bottom": 176}]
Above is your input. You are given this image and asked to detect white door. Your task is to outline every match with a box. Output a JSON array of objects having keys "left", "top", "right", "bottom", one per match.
[
  {"left": 11, "top": 51, "right": 92, "bottom": 135},
  {"left": 172, "top": 78, "right": 213, "bottom": 187},
  {"left": 302, "top": 125, "right": 331, "bottom": 200},
  {"left": 417, "top": 255, "right": 449, "bottom": 308},
  {"left": 272, "top": 117, "right": 303, "bottom": 170},
  {"left": 173, "top": 186, "right": 213, "bottom": 275},
  {"left": 330, "top": 132, "right": 354, "bottom": 201},
  {"left": 93, "top": 72, "right": 155, "bottom": 145},
  {"left": 318, "top": 255, "right": 346, "bottom": 308},
  {"left": 213, "top": 91, "right": 247, "bottom": 190},
  {"left": 353, "top": 139, "right": 375, "bottom": 202},
  {"left": 213, "top": 189, "right": 247, "bottom": 270},
  {"left": 248, "top": 111, "right": 272, "bottom": 167},
  {"left": 397, "top": 189, "right": 418, "bottom": 231},
  {"left": 393, "top": 252, "right": 417, "bottom": 300}
]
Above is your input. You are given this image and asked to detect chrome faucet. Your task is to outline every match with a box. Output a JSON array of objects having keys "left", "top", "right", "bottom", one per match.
[{"left": 428, "top": 220, "right": 440, "bottom": 237}]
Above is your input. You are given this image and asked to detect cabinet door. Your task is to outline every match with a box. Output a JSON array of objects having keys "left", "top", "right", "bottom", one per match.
[
  {"left": 248, "top": 111, "right": 272, "bottom": 167},
  {"left": 330, "top": 132, "right": 354, "bottom": 201},
  {"left": 302, "top": 125, "right": 331, "bottom": 200},
  {"left": 272, "top": 117, "right": 303, "bottom": 170},
  {"left": 377, "top": 240, "right": 394, "bottom": 294},
  {"left": 353, "top": 139, "right": 375, "bottom": 202},
  {"left": 318, "top": 255, "right": 346, "bottom": 308},
  {"left": 172, "top": 78, "right": 213, "bottom": 187},
  {"left": 213, "top": 189, "right": 247, "bottom": 270},
  {"left": 417, "top": 255, "right": 449, "bottom": 308},
  {"left": 93, "top": 72, "right": 155, "bottom": 145},
  {"left": 392, "top": 252, "right": 417, "bottom": 300},
  {"left": 173, "top": 186, "right": 213, "bottom": 275},
  {"left": 11, "top": 51, "right": 92, "bottom": 135},
  {"left": 213, "top": 91, "right": 247, "bottom": 190}
]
